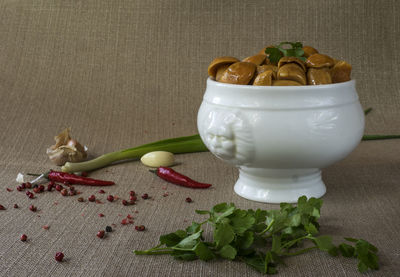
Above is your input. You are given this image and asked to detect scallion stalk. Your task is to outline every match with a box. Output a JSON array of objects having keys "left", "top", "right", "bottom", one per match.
[{"left": 61, "top": 134, "right": 207, "bottom": 173}]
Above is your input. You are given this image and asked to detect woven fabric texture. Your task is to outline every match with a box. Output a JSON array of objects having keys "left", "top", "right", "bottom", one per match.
[{"left": 0, "top": 0, "right": 399, "bottom": 276}]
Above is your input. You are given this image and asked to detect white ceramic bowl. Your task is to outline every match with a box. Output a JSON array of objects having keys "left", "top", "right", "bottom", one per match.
[{"left": 197, "top": 78, "right": 364, "bottom": 203}]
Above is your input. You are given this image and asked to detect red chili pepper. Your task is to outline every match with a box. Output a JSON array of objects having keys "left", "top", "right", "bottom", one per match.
[
  {"left": 151, "top": 167, "right": 211, "bottom": 189},
  {"left": 46, "top": 170, "right": 115, "bottom": 186}
]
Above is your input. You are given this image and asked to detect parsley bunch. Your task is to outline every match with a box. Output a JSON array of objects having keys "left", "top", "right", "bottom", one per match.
[
  {"left": 265, "top": 41, "right": 307, "bottom": 63},
  {"left": 134, "top": 196, "right": 379, "bottom": 274}
]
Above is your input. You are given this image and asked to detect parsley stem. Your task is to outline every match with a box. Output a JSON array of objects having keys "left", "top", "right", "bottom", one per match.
[
  {"left": 134, "top": 250, "right": 174, "bottom": 255},
  {"left": 282, "top": 246, "right": 318, "bottom": 256},
  {"left": 281, "top": 234, "right": 312, "bottom": 250},
  {"left": 259, "top": 219, "right": 275, "bottom": 235}
]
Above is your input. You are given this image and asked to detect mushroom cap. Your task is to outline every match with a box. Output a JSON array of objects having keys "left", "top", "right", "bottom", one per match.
[
  {"left": 331, "top": 61, "right": 352, "bottom": 83},
  {"left": 215, "top": 64, "right": 230, "bottom": 82},
  {"left": 307, "top": 68, "right": 332, "bottom": 85},
  {"left": 272, "top": 80, "right": 302, "bottom": 86},
  {"left": 219, "top": 62, "right": 257, "bottom": 85},
  {"left": 305, "top": 53, "right": 334, "bottom": 68},
  {"left": 207, "top": 56, "right": 240, "bottom": 78},
  {"left": 278, "top": 56, "right": 306, "bottom": 72},
  {"left": 242, "top": 54, "right": 267, "bottom": 65},
  {"left": 277, "top": 63, "right": 307, "bottom": 85},
  {"left": 253, "top": 70, "right": 275, "bottom": 86},
  {"left": 257, "top": 64, "right": 278, "bottom": 75},
  {"left": 302, "top": 46, "right": 319, "bottom": 58}
]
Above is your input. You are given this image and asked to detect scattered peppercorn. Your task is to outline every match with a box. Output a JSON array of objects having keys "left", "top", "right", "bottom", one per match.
[
  {"left": 105, "top": 226, "right": 112, "bottom": 232},
  {"left": 29, "top": 205, "right": 37, "bottom": 212},
  {"left": 135, "top": 225, "right": 145, "bottom": 231},
  {"left": 107, "top": 195, "right": 114, "bottom": 202},
  {"left": 14, "top": 204, "right": 18, "bottom": 208},
  {"left": 99, "top": 213, "right": 105, "bottom": 217},
  {"left": 129, "top": 195, "right": 137, "bottom": 201},
  {"left": 26, "top": 191, "right": 34, "bottom": 199},
  {"left": 0, "top": 205, "right": 6, "bottom": 210},
  {"left": 122, "top": 200, "right": 129, "bottom": 206},
  {"left": 98, "top": 189, "right": 105, "bottom": 194},
  {"left": 55, "top": 252, "right": 64, "bottom": 262},
  {"left": 129, "top": 191, "right": 136, "bottom": 196},
  {"left": 55, "top": 184, "right": 63, "bottom": 191},
  {"left": 88, "top": 195, "right": 96, "bottom": 202},
  {"left": 33, "top": 184, "right": 38, "bottom": 189},
  {"left": 77, "top": 197, "right": 84, "bottom": 202},
  {"left": 47, "top": 183, "right": 54, "bottom": 191},
  {"left": 25, "top": 182, "right": 32, "bottom": 189},
  {"left": 17, "top": 186, "right": 23, "bottom": 191},
  {"left": 20, "top": 234, "right": 27, "bottom": 241},
  {"left": 97, "top": 230, "right": 105, "bottom": 238},
  {"left": 33, "top": 187, "right": 41, "bottom": 193},
  {"left": 39, "top": 185, "right": 45, "bottom": 192},
  {"left": 185, "top": 197, "right": 193, "bottom": 203},
  {"left": 129, "top": 200, "right": 136, "bottom": 205},
  {"left": 141, "top": 193, "right": 149, "bottom": 200},
  {"left": 60, "top": 189, "right": 68, "bottom": 196}
]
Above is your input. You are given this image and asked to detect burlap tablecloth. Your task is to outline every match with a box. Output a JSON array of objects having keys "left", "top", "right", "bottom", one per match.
[{"left": 0, "top": 0, "right": 399, "bottom": 276}]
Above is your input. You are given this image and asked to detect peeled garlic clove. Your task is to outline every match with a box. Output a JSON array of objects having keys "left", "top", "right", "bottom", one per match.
[
  {"left": 331, "top": 61, "right": 352, "bottom": 83},
  {"left": 219, "top": 62, "right": 256, "bottom": 85},
  {"left": 302, "top": 46, "right": 318, "bottom": 58},
  {"left": 207, "top": 56, "right": 240, "bottom": 78},
  {"left": 253, "top": 70, "right": 275, "bottom": 86},
  {"left": 307, "top": 68, "right": 332, "bottom": 85},
  {"left": 277, "top": 63, "right": 307, "bottom": 85},
  {"left": 141, "top": 151, "right": 175, "bottom": 167},
  {"left": 242, "top": 54, "right": 267, "bottom": 65},
  {"left": 272, "top": 80, "right": 302, "bottom": 86},
  {"left": 305, "top": 53, "right": 334, "bottom": 68}
]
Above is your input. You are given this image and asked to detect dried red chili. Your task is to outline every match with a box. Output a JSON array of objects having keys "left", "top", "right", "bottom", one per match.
[
  {"left": 30, "top": 170, "right": 114, "bottom": 186},
  {"left": 150, "top": 167, "right": 212, "bottom": 189}
]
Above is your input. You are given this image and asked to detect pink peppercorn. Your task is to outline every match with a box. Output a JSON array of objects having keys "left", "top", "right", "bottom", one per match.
[
  {"left": 122, "top": 200, "right": 129, "bottom": 206},
  {"left": 88, "top": 195, "right": 96, "bottom": 202},
  {"left": 55, "top": 252, "right": 64, "bottom": 262},
  {"left": 135, "top": 225, "right": 145, "bottom": 231},
  {"left": 61, "top": 189, "right": 68, "bottom": 196},
  {"left": 29, "top": 205, "right": 37, "bottom": 212},
  {"left": 129, "top": 191, "right": 136, "bottom": 196},
  {"left": 20, "top": 234, "right": 27, "bottom": 241},
  {"left": 98, "top": 189, "right": 105, "bottom": 194},
  {"left": 185, "top": 197, "right": 193, "bottom": 203},
  {"left": 55, "top": 184, "right": 63, "bottom": 191},
  {"left": 129, "top": 195, "right": 137, "bottom": 201},
  {"left": 107, "top": 195, "right": 114, "bottom": 202},
  {"left": 25, "top": 182, "right": 32, "bottom": 189},
  {"left": 97, "top": 230, "right": 105, "bottom": 238},
  {"left": 141, "top": 193, "right": 149, "bottom": 200},
  {"left": 98, "top": 213, "right": 105, "bottom": 217},
  {"left": 14, "top": 204, "right": 19, "bottom": 208},
  {"left": 0, "top": 205, "right": 6, "bottom": 210}
]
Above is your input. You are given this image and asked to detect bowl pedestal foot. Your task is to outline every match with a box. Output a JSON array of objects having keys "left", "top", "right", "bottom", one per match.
[{"left": 233, "top": 167, "right": 326, "bottom": 204}]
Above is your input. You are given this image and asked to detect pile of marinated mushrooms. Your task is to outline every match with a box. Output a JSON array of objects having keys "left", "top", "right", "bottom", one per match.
[{"left": 207, "top": 43, "right": 352, "bottom": 86}]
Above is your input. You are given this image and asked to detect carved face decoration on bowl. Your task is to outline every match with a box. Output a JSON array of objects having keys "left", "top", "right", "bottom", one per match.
[{"left": 202, "top": 109, "right": 254, "bottom": 165}]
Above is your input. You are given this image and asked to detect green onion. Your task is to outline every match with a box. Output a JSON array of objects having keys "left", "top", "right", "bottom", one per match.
[
  {"left": 61, "top": 134, "right": 208, "bottom": 173},
  {"left": 61, "top": 132, "right": 400, "bottom": 173}
]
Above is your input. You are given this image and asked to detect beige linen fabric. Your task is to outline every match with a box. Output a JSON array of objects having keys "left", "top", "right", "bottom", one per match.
[{"left": 0, "top": 0, "right": 399, "bottom": 276}]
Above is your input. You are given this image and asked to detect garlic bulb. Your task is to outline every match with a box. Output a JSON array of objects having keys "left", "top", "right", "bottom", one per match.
[{"left": 46, "top": 128, "right": 87, "bottom": 166}]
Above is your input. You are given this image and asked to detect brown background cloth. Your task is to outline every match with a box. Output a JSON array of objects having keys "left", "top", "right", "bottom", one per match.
[{"left": 0, "top": 0, "right": 399, "bottom": 276}]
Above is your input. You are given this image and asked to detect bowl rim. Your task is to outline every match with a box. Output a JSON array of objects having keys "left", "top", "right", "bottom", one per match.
[{"left": 208, "top": 78, "right": 355, "bottom": 90}]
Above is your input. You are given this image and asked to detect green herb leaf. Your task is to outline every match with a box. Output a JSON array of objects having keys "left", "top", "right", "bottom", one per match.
[
  {"left": 174, "top": 230, "right": 202, "bottom": 250},
  {"left": 236, "top": 231, "right": 254, "bottom": 250},
  {"left": 171, "top": 250, "right": 198, "bottom": 261},
  {"left": 214, "top": 223, "right": 235, "bottom": 248},
  {"left": 242, "top": 253, "right": 267, "bottom": 273},
  {"left": 230, "top": 211, "right": 256, "bottom": 235},
  {"left": 312, "top": 235, "right": 338, "bottom": 256},
  {"left": 219, "top": 244, "right": 237, "bottom": 260},
  {"left": 186, "top": 222, "right": 201, "bottom": 234},
  {"left": 194, "top": 242, "right": 215, "bottom": 261},
  {"left": 265, "top": 47, "right": 282, "bottom": 63},
  {"left": 339, "top": 243, "right": 355, "bottom": 257},
  {"left": 160, "top": 233, "right": 184, "bottom": 247}
]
